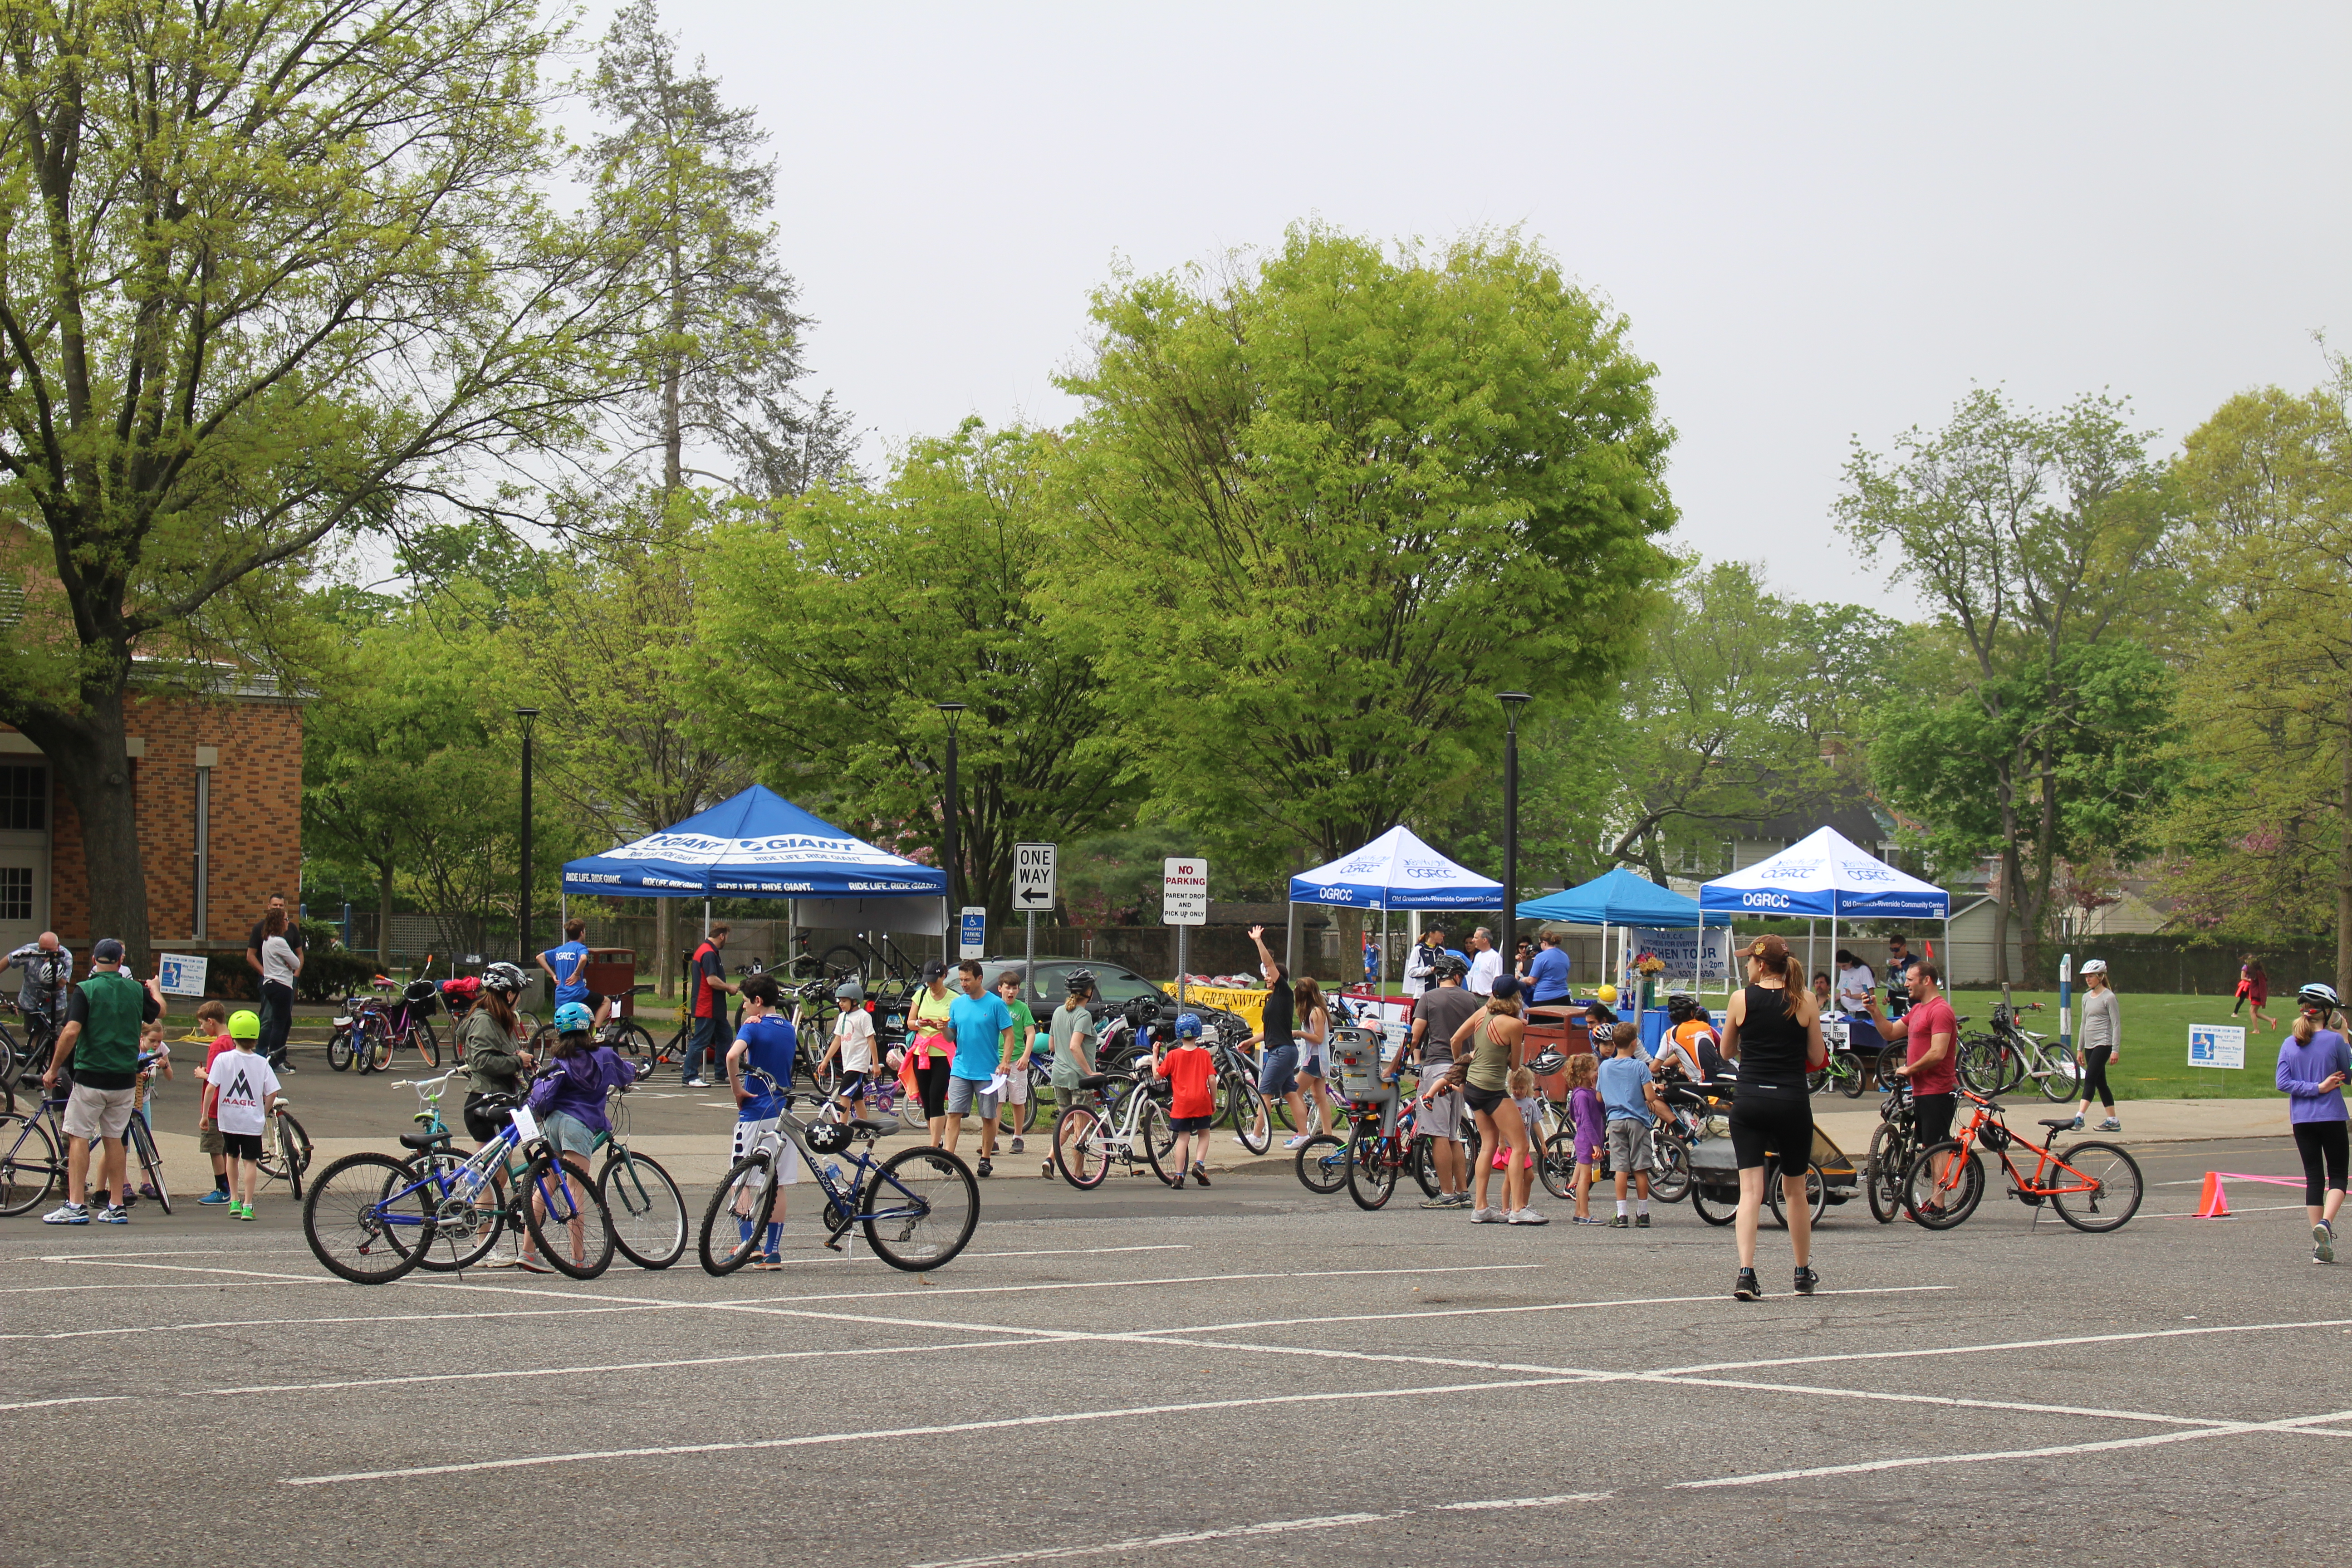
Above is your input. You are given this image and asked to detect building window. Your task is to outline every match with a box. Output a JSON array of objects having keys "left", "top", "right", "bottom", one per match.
[
  {"left": 0, "top": 766, "right": 44, "bottom": 831},
  {"left": 0, "top": 866, "right": 29, "bottom": 921}
]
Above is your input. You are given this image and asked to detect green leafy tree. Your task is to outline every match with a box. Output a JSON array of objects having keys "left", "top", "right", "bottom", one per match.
[
  {"left": 1840, "top": 388, "right": 2177, "bottom": 980},
  {"left": 1050, "top": 224, "right": 1678, "bottom": 885},
  {"left": 695, "top": 421, "right": 1135, "bottom": 925},
  {"left": 0, "top": 0, "right": 628, "bottom": 963}
]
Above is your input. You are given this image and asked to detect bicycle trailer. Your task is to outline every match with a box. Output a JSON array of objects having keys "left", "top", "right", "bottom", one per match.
[{"left": 1686, "top": 1122, "right": 1861, "bottom": 1208}]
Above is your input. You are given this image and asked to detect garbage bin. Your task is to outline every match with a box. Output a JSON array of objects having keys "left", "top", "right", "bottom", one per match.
[{"left": 585, "top": 948, "right": 638, "bottom": 1017}]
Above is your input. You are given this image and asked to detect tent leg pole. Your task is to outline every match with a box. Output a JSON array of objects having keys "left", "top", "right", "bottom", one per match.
[
  {"left": 704, "top": 899, "right": 710, "bottom": 940},
  {"left": 1286, "top": 899, "right": 1300, "bottom": 979}
]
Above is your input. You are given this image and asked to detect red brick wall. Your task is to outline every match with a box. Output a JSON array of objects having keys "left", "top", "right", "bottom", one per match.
[{"left": 35, "top": 695, "right": 303, "bottom": 948}]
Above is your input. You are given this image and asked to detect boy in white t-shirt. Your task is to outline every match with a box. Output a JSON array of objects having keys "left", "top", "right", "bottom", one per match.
[
  {"left": 818, "top": 980, "right": 878, "bottom": 1124},
  {"left": 203, "top": 1011, "right": 281, "bottom": 1220}
]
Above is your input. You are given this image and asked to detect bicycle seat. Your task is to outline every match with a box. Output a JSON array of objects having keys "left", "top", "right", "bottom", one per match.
[
  {"left": 848, "top": 1118, "right": 890, "bottom": 1138},
  {"left": 2036, "top": 1117, "right": 2076, "bottom": 1131},
  {"left": 1075, "top": 1073, "right": 1117, "bottom": 1090},
  {"left": 399, "top": 1130, "right": 453, "bottom": 1150}
]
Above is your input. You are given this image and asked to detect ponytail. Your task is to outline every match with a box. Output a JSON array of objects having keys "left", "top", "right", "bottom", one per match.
[
  {"left": 1744, "top": 933, "right": 1815, "bottom": 1026},
  {"left": 2293, "top": 1013, "right": 2315, "bottom": 1044}
]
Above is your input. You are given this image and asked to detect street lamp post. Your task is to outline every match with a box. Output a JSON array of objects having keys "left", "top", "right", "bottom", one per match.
[
  {"left": 937, "top": 702, "right": 967, "bottom": 963},
  {"left": 516, "top": 708, "right": 539, "bottom": 971},
  {"left": 1498, "top": 693, "right": 1531, "bottom": 964}
]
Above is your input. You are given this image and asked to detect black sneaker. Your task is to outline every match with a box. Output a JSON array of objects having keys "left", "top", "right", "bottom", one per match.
[
  {"left": 1607, "top": 1215, "right": 1629, "bottom": 1229},
  {"left": 1793, "top": 1266, "right": 1818, "bottom": 1296},
  {"left": 1191, "top": 1161, "right": 1212, "bottom": 1188},
  {"left": 1734, "top": 1268, "right": 1762, "bottom": 1301},
  {"left": 1168, "top": 1173, "right": 1186, "bottom": 1190},
  {"left": 976, "top": 1157, "right": 992, "bottom": 1179},
  {"left": 1634, "top": 1213, "right": 1650, "bottom": 1229}
]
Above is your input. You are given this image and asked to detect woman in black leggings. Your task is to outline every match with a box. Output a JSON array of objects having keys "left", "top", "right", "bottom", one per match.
[
  {"left": 1719, "top": 933, "right": 1828, "bottom": 1301},
  {"left": 2277, "top": 982, "right": 2350, "bottom": 1264}
]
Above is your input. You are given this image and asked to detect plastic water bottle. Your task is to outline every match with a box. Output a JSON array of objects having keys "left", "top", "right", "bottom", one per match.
[{"left": 820, "top": 1160, "right": 844, "bottom": 1191}]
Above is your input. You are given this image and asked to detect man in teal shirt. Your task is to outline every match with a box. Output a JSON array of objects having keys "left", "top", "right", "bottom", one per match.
[
  {"left": 942, "top": 959, "right": 1014, "bottom": 1174},
  {"left": 41, "top": 937, "right": 163, "bottom": 1225}
]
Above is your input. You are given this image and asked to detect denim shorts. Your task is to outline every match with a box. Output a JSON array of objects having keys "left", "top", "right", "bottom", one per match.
[
  {"left": 541, "top": 1110, "right": 600, "bottom": 1160},
  {"left": 1259, "top": 1045, "right": 1299, "bottom": 1098}
]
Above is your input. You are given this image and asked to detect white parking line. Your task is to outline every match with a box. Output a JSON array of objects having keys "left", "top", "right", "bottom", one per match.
[
  {"left": 0, "top": 1303, "right": 666, "bottom": 1343},
  {"left": 902, "top": 1492, "right": 1614, "bottom": 1568},
  {"left": 0, "top": 1396, "right": 131, "bottom": 1413},
  {"left": 1651, "top": 1318, "right": 2352, "bottom": 1377}
]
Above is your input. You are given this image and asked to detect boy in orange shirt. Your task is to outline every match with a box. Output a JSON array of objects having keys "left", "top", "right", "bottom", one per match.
[{"left": 1155, "top": 1012, "right": 1216, "bottom": 1189}]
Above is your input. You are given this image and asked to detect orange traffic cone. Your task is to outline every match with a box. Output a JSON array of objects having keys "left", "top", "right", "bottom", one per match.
[{"left": 2195, "top": 1172, "right": 2231, "bottom": 1218}]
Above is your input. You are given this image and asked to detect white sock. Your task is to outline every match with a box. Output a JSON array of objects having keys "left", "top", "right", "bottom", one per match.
[
  {"left": 1637, "top": 1199, "right": 1650, "bottom": 1217},
  {"left": 1616, "top": 1199, "right": 1628, "bottom": 1217}
]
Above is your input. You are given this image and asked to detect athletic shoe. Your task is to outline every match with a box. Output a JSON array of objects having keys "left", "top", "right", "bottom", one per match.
[
  {"left": 42, "top": 1200, "right": 89, "bottom": 1225},
  {"left": 1506, "top": 1208, "right": 1549, "bottom": 1225},
  {"left": 1634, "top": 1214, "right": 1651, "bottom": 1229},
  {"left": 1283, "top": 1135, "right": 1312, "bottom": 1150},
  {"left": 279, "top": 1060, "right": 296, "bottom": 1073},
  {"left": 1572, "top": 1215, "right": 1608, "bottom": 1225},
  {"left": 2098, "top": 1118, "right": 2121, "bottom": 1132},
  {"left": 2069, "top": 1116, "right": 2083, "bottom": 1130},
  {"left": 1444, "top": 1191, "right": 1473, "bottom": 1207},
  {"left": 516, "top": 1256, "right": 554, "bottom": 1274},
  {"left": 1191, "top": 1162, "right": 1212, "bottom": 1187},
  {"left": 138, "top": 1183, "right": 160, "bottom": 1200},
  {"left": 198, "top": 1190, "right": 230, "bottom": 1205},
  {"left": 976, "top": 1158, "right": 992, "bottom": 1179},
  {"left": 1419, "top": 1194, "right": 1455, "bottom": 1209},
  {"left": 234, "top": 1207, "right": 255, "bottom": 1222},
  {"left": 1168, "top": 1174, "right": 1186, "bottom": 1190},
  {"left": 2315, "top": 1222, "right": 2336, "bottom": 1265},
  {"left": 1470, "top": 1206, "right": 1504, "bottom": 1223},
  {"left": 477, "top": 1253, "right": 522, "bottom": 1269},
  {"left": 1009, "top": 1137, "right": 1025, "bottom": 1154},
  {"left": 751, "top": 1254, "right": 783, "bottom": 1271},
  {"left": 1734, "top": 1268, "right": 1762, "bottom": 1301},
  {"left": 96, "top": 1205, "right": 128, "bottom": 1224},
  {"left": 1607, "top": 1215, "right": 1629, "bottom": 1229},
  {"left": 1794, "top": 1266, "right": 1818, "bottom": 1296},
  {"left": 685, "top": 1078, "right": 709, "bottom": 1088}
]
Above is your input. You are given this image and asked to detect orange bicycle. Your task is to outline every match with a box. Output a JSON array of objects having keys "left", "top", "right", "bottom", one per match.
[{"left": 1901, "top": 1089, "right": 2143, "bottom": 1232}]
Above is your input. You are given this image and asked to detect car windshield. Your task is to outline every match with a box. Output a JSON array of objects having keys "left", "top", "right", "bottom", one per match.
[{"left": 1016, "top": 961, "right": 1161, "bottom": 1008}]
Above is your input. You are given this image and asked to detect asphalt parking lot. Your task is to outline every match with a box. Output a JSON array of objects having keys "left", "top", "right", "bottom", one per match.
[{"left": 3, "top": 1129, "right": 2347, "bottom": 1568}]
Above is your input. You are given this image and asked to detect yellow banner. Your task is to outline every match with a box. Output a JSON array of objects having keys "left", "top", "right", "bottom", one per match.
[{"left": 1160, "top": 982, "right": 1267, "bottom": 1032}]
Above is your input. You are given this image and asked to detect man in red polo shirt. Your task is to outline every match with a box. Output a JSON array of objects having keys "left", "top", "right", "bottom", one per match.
[
  {"left": 1866, "top": 960, "right": 1959, "bottom": 1191},
  {"left": 681, "top": 924, "right": 740, "bottom": 1087}
]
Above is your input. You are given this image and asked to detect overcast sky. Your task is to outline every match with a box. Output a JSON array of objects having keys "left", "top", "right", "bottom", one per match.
[{"left": 632, "top": 1, "right": 2352, "bottom": 617}]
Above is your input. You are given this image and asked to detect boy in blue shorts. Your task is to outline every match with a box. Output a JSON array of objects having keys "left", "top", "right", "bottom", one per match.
[{"left": 725, "top": 974, "right": 798, "bottom": 1269}]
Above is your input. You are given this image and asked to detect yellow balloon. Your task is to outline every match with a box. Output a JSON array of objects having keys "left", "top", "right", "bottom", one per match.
[{"left": 1597, "top": 984, "right": 1618, "bottom": 1005}]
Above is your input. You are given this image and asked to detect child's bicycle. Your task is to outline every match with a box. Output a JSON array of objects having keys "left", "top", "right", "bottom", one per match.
[
  {"left": 697, "top": 1068, "right": 978, "bottom": 1274},
  {"left": 1901, "top": 1088, "right": 2144, "bottom": 1232},
  {"left": 1050, "top": 1070, "right": 1180, "bottom": 1188}
]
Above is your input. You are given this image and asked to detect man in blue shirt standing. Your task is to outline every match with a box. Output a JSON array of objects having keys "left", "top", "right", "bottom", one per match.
[
  {"left": 536, "top": 918, "right": 605, "bottom": 1029},
  {"left": 944, "top": 959, "right": 1014, "bottom": 1176},
  {"left": 1527, "top": 931, "right": 1572, "bottom": 1007}
]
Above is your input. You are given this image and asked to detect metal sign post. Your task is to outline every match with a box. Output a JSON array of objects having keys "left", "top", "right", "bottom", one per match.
[
  {"left": 1163, "top": 857, "right": 1207, "bottom": 1012},
  {"left": 1014, "top": 844, "right": 1058, "bottom": 1004}
]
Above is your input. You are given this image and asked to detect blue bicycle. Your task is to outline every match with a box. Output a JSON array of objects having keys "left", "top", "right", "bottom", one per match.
[
  {"left": 301, "top": 1090, "right": 613, "bottom": 1284},
  {"left": 697, "top": 1068, "right": 978, "bottom": 1274}
]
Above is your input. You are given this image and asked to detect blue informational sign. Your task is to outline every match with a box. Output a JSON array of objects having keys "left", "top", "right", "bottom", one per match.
[
  {"left": 2187, "top": 1024, "right": 2245, "bottom": 1070},
  {"left": 157, "top": 953, "right": 209, "bottom": 998},
  {"left": 958, "top": 906, "right": 987, "bottom": 960}
]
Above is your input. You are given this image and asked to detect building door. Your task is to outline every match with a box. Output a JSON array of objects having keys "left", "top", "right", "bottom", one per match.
[{"left": 0, "top": 763, "right": 52, "bottom": 954}]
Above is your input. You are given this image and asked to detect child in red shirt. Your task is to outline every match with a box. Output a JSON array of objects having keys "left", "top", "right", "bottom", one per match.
[
  {"left": 191, "top": 1001, "right": 237, "bottom": 1204},
  {"left": 1155, "top": 1013, "right": 1217, "bottom": 1190}
]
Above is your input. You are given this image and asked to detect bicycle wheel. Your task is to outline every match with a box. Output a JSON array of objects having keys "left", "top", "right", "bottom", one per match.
[
  {"left": 127, "top": 1118, "right": 171, "bottom": 1214},
  {"left": 819, "top": 944, "right": 873, "bottom": 984},
  {"left": 2038, "top": 1048, "right": 2081, "bottom": 1103},
  {"left": 0, "top": 1111, "right": 60, "bottom": 1216},
  {"left": 1901, "top": 1140, "right": 1984, "bottom": 1230},
  {"left": 616, "top": 1021, "right": 657, "bottom": 1063},
  {"left": 396, "top": 1150, "right": 508, "bottom": 1272},
  {"left": 1688, "top": 1180, "right": 1737, "bottom": 1226},
  {"left": 303, "top": 1153, "right": 431, "bottom": 1284},
  {"left": 1838, "top": 1057, "right": 1867, "bottom": 1099},
  {"left": 1409, "top": 1138, "right": 1442, "bottom": 1199},
  {"left": 259, "top": 1112, "right": 314, "bottom": 1198},
  {"left": 1764, "top": 1160, "right": 1827, "bottom": 1229},
  {"left": 1347, "top": 1127, "right": 1397, "bottom": 1211},
  {"left": 1053, "top": 1106, "right": 1110, "bottom": 1190},
  {"left": 863, "top": 1147, "right": 979, "bottom": 1271},
  {"left": 1538, "top": 1132, "right": 1578, "bottom": 1201},
  {"left": 1140, "top": 1100, "right": 1181, "bottom": 1186},
  {"left": 363, "top": 1019, "right": 394, "bottom": 1074},
  {"left": 600, "top": 1150, "right": 687, "bottom": 1268},
  {"left": 1804, "top": 1065, "right": 1828, "bottom": 1095},
  {"left": 698, "top": 1151, "right": 778, "bottom": 1274},
  {"left": 1865, "top": 1122, "right": 1909, "bottom": 1225},
  {"left": 1294, "top": 1132, "right": 1346, "bottom": 1195},
  {"left": 413, "top": 1019, "right": 442, "bottom": 1069},
  {"left": 1220, "top": 1073, "right": 1272, "bottom": 1155},
  {"left": 1877, "top": 1044, "right": 1906, "bottom": 1087},
  {"left": 1649, "top": 1127, "right": 1693, "bottom": 1204},
  {"left": 524, "top": 1155, "right": 614, "bottom": 1280},
  {"left": 326, "top": 1026, "right": 356, "bottom": 1073},
  {"left": 2049, "top": 1140, "right": 2143, "bottom": 1232}
]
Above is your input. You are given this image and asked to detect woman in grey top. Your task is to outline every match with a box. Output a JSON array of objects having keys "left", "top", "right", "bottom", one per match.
[{"left": 2071, "top": 959, "right": 2122, "bottom": 1132}]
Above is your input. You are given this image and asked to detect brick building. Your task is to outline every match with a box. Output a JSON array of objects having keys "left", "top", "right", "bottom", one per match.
[{"left": 0, "top": 677, "right": 303, "bottom": 962}]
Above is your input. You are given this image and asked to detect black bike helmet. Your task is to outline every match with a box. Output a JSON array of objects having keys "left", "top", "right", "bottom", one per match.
[
  {"left": 806, "top": 1121, "right": 855, "bottom": 1155},
  {"left": 1529, "top": 1050, "right": 1566, "bottom": 1077},
  {"left": 480, "top": 961, "right": 525, "bottom": 997},
  {"left": 1432, "top": 955, "right": 1469, "bottom": 982},
  {"left": 1666, "top": 993, "right": 1697, "bottom": 1023},
  {"left": 1065, "top": 968, "right": 1096, "bottom": 995}
]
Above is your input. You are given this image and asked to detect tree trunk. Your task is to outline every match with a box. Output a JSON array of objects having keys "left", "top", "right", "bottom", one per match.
[
  {"left": 20, "top": 694, "right": 152, "bottom": 973},
  {"left": 377, "top": 866, "right": 396, "bottom": 962},
  {"left": 1993, "top": 771, "right": 2020, "bottom": 988}
]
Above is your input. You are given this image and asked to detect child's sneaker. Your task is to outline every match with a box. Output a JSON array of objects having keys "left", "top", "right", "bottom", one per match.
[
  {"left": 199, "top": 1189, "right": 230, "bottom": 1204},
  {"left": 1470, "top": 1206, "right": 1503, "bottom": 1223},
  {"left": 1190, "top": 1161, "right": 1211, "bottom": 1187},
  {"left": 1794, "top": 1265, "right": 1818, "bottom": 1296},
  {"left": 1734, "top": 1267, "right": 1762, "bottom": 1301},
  {"left": 1283, "top": 1135, "right": 1312, "bottom": 1150},
  {"left": 1607, "top": 1214, "right": 1629, "bottom": 1229},
  {"left": 1009, "top": 1136, "right": 1025, "bottom": 1154},
  {"left": 1634, "top": 1213, "right": 1651, "bottom": 1229},
  {"left": 976, "top": 1158, "right": 993, "bottom": 1179},
  {"left": 96, "top": 1205, "right": 129, "bottom": 1224},
  {"left": 236, "top": 1204, "right": 256, "bottom": 1221},
  {"left": 1167, "top": 1173, "right": 1186, "bottom": 1190},
  {"left": 2068, "top": 1115, "right": 2084, "bottom": 1130},
  {"left": 2316, "top": 1222, "right": 2337, "bottom": 1265}
]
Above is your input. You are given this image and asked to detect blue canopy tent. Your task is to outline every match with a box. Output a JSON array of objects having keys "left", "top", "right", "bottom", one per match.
[
  {"left": 561, "top": 785, "right": 947, "bottom": 958},
  {"left": 1288, "top": 826, "right": 1504, "bottom": 995},
  {"left": 1698, "top": 826, "right": 1951, "bottom": 999},
  {"left": 1517, "top": 867, "right": 1733, "bottom": 1001}
]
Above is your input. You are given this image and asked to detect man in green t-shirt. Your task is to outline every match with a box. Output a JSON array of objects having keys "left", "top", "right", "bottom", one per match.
[{"left": 41, "top": 937, "right": 164, "bottom": 1225}]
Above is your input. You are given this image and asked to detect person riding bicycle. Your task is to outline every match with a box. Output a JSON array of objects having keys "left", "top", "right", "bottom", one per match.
[
  {"left": 460, "top": 962, "right": 533, "bottom": 1145},
  {"left": 2, "top": 931, "right": 74, "bottom": 1032}
]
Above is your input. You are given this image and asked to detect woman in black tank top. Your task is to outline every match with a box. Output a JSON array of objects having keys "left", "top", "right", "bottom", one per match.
[{"left": 1721, "top": 934, "right": 1828, "bottom": 1303}]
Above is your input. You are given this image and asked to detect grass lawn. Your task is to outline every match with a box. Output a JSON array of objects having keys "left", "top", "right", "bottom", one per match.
[{"left": 1945, "top": 988, "right": 2289, "bottom": 1101}]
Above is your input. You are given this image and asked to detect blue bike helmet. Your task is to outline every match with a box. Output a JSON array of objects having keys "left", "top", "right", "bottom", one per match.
[
  {"left": 553, "top": 1001, "right": 593, "bottom": 1034},
  {"left": 1174, "top": 1012, "right": 1203, "bottom": 1039}
]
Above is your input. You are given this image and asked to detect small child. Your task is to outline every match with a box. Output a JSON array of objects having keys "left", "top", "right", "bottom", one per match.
[
  {"left": 819, "top": 979, "right": 877, "bottom": 1126},
  {"left": 192, "top": 1001, "right": 236, "bottom": 1204},
  {"left": 118, "top": 1020, "right": 173, "bottom": 1209},
  {"left": 1566, "top": 1051, "right": 1606, "bottom": 1224},
  {"left": 1596, "top": 1027, "right": 1671, "bottom": 1229},
  {"left": 725, "top": 975, "right": 798, "bottom": 1269},
  {"left": 204, "top": 1011, "right": 280, "bottom": 1220},
  {"left": 1495, "top": 1064, "right": 1539, "bottom": 1174},
  {"left": 1154, "top": 1013, "right": 1216, "bottom": 1189}
]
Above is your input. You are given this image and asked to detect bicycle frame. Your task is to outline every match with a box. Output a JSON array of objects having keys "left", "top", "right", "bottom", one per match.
[
  {"left": 735, "top": 1070, "right": 937, "bottom": 1239},
  {"left": 1935, "top": 1093, "right": 2106, "bottom": 1200}
]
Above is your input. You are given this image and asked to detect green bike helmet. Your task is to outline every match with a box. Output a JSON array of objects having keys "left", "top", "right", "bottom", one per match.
[{"left": 227, "top": 1009, "right": 262, "bottom": 1039}]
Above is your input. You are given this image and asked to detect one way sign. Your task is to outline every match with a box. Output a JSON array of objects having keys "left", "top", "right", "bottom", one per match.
[{"left": 1014, "top": 843, "right": 1058, "bottom": 911}]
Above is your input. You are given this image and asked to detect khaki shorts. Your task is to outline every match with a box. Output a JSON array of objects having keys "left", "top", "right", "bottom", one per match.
[
  {"left": 1417, "top": 1084, "right": 1463, "bottom": 1140},
  {"left": 63, "top": 1084, "right": 137, "bottom": 1142},
  {"left": 198, "top": 1126, "right": 227, "bottom": 1156},
  {"left": 1606, "top": 1117, "right": 1655, "bottom": 1173},
  {"left": 1000, "top": 1066, "right": 1029, "bottom": 1104}
]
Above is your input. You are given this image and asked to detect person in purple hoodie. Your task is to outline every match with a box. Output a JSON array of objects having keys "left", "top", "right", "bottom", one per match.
[
  {"left": 519, "top": 1001, "right": 638, "bottom": 1273},
  {"left": 2276, "top": 981, "right": 2350, "bottom": 1265}
]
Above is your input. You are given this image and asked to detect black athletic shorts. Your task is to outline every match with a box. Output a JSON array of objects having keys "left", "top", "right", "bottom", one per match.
[
  {"left": 1463, "top": 1083, "right": 1509, "bottom": 1115},
  {"left": 1728, "top": 1091, "right": 1814, "bottom": 1172},
  {"left": 1911, "top": 1092, "right": 1957, "bottom": 1149},
  {"left": 221, "top": 1132, "right": 264, "bottom": 1161},
  {"left": 464, "top": 1091, "right": 506, "bottom": 1143}
]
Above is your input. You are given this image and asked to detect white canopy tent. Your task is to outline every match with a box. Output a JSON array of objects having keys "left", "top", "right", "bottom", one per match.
[
  {"left": 1697, "top": 826, "right": 1953, "bottom": 997},
  {"left": 1288, "top": 825, "right": 1503, "bottom": 995}
]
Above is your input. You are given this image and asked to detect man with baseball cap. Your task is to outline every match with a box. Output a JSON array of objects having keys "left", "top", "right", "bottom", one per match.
[{"left": 41, "top": 938, "right": 164, "bottom": 1224}]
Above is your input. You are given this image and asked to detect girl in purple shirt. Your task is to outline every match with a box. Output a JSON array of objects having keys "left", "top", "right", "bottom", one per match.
[
  {"left": 2275, "top": 983, "right": 2350, "bottom": 1264},
  {"left": 1565, "top": 1049, "right": 1607, "bottom": 1225}
]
